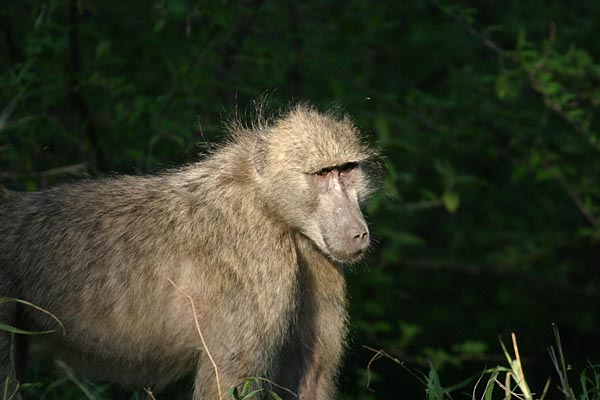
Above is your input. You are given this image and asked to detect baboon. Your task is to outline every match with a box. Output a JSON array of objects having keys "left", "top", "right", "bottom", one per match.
[{"left": 0, "top": 104, "right": 378, "bottom": 399}]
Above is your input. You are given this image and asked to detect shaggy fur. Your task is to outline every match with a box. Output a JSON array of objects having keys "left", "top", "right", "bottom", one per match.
[{"left": 0, "top": 104, "right": 377, "bottom": 399}]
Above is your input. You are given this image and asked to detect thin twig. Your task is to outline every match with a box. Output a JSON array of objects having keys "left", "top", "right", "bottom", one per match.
[
  {"left": 167, "top": 278, "right": 223, "bottom": 399},
  {"left": 0, "top": 94, "right": 20, "bottom": 133},
  {"left": 549, "top": 324, "right": 576, "bottom": 400},
  {"left": 365, "top": 348, "right": 384, "bottom": 392},
  {"left": 430, "top": 0, "right": 513, "bottom": 60},
  {"left": 244, "top": 377, "right": 298, "bottom": 398},
  {"left": 362, "top": 345, "right": 426, "bottom": 390},
  {"left": 471, "top": 368, "right": 493, "bottom": 400},
  {"left": 526, "top": 69, "right": 600, "bottom": 154},
  {"left": 511, "top": 333, "right": 525, "bottom": 386},
  {"left": 143, "top": 387, "right": 157, "bottom": 400},
  {"left": 494, "top": 376, "right": 527, "bottom": 400},
  {"left": 504, "top": 371, "right": 512, "bottom": 399},
  {"left": 553, "top": 170, "right": 598, "bottom": 228}
]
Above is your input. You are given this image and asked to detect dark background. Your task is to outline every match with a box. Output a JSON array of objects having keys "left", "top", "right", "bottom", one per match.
[{"left": 2, "top": 1, "right": 600, "bottom": 399}]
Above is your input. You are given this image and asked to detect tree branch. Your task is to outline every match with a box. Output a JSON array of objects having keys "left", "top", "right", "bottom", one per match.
[
  {"left": 1, "top": 10, "right": 23, "bottom": 63},
  {"left": 215, "top": 0, "right": 266, "bottom": 102},
  {"left": 68, "top": 0, "right": 106, "bottom": 173}
]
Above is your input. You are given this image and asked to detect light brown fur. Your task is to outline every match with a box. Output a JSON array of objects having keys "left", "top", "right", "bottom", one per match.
[{"left": 0, "top": 104, "right": 378, "bottom": 399}]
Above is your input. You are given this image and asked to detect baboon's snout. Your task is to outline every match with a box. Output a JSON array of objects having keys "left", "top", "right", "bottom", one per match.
[
  {"left": 318, "top": 188, "right": 372, "bottom": 262},
  {"left": 346, "top": 218, "right": 370, "bottom": 255}
]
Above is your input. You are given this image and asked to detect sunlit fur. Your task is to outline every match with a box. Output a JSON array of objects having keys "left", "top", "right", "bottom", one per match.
[{"left": 0, "top": 104, "right": 378, "bottom": 399}]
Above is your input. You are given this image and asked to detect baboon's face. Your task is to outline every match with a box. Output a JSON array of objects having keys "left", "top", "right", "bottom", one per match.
[
  {"left": 257, "top": 154, "right": 372, "bottom": 263},
  {"left": 254, "top": 109, "right": 376, "bottom": 263},
  {"left": 305, "top": 162, "right": 370, "bottom": 262}
]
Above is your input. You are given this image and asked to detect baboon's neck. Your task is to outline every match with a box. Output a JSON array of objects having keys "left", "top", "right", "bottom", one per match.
[{"left": 174, "top": 143, "right": 292, "bottom": 254}]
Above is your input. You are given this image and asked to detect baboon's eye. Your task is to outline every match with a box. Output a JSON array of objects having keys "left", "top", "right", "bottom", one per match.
[
  {"left": 314, "top": 167, "right": 333, "bottom": 176},
  {"left": 312, "top": 162, "right": 358, "bottom": 177},
  {"left": 338, "top": 162, "right": 358, "bottom": 173}
]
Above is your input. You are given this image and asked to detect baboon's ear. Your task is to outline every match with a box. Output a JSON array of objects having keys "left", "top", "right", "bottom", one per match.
[{"left": 253, "top": 135, "right": 268, "bottom": 176}]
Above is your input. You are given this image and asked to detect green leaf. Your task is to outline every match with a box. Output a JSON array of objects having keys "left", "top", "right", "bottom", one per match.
[
  {"left": 228, "top": 386, "right": 240, "bottom": 399},
  {"left": 154, "top": 19, "right": 166, "bottom": 33},
  {"left": 442, "top": 192, "right": 460, "bottom": 213},
  {"left": 95, "top": 41, "right": 112, "bottom": 59},
  {"left": 241, "top": 389, "right": 262, "bottom": 399},
  {"left": 483, "top": 372, "right": 499, "bottom": 400},
  {"left": 0, "top": 322, "right": 55, "bottom": 335},
  {"left": 265, "top": 389, "right": 283, "bottom": 399},
  {"left": 241, "top": 378, "right": 257, "bottom": 394}
]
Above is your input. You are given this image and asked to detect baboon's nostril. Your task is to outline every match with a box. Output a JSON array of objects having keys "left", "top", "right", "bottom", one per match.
[{"left": 353, "top": 231, "right": 369, "bottom": 243}]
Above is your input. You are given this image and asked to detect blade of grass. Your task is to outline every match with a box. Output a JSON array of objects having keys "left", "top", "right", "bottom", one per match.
[{"left": 548, "top": 324, "right": 576, "bottom": 400}]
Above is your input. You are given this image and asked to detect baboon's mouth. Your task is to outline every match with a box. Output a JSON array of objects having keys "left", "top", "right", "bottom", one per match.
[
  {"left": 350, "top": 249, "right": 366, "bottom": 261},
  {"left": 328, "top": 248, "right": 366, "bottom": 263},
  {"left": 319, "top": 234, "right": 367, "bottom": 263}
]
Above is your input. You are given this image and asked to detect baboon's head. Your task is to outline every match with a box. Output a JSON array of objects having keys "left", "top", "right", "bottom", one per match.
[{"left": 253, "top": 105, "right": 378, "bottom": 263}]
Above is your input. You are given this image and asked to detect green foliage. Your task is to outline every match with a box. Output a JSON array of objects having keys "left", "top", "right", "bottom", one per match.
[
  {"left": 2, "top": 336, "right": 17, "bottom": 400},
  {"left": 0, "top": 298, "right": 63, "bottom": 336},
  {"left": 228, "top": 378, "right": 283, "bottom": 400},
  {"left": 580, "top": 365, "right": 600, "bottom": 400},
  {"left": 2, "top": 1, "right": 600, "bottom": 399}
]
